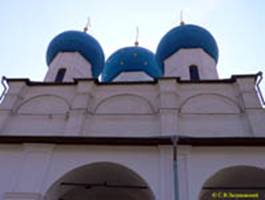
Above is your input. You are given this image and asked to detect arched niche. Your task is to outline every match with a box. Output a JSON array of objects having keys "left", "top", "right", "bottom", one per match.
[
  {"left": 180, "top": 94, "right": 241, "bottom": 114},
  {"left": 45, "top": 162, "right": 155, "bottom": 200},
  {"left": 17, "top": 95, "right": 70, "bottom": 115},
  {"left": 199, "top": 165, "right": 265, "bottom": 199},
  {"left": 95, "top": 94, "right": 154, "bottom": 114}
]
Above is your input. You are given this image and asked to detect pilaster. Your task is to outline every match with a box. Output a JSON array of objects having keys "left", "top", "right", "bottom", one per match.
[
  {"left": 0, "top": 81, "right": 27, "bottom": 133},
  {"left": 235, "top": 77, "right": 265, "bottom": 136},
  {"left": 64, "top": 81, "right": 95, "bottom": 136},
  {"left": 158, "top": 79, "right": 179, "bottom": 135}
]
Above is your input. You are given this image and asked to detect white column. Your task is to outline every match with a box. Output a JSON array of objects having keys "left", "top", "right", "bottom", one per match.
[
  {"left": 158, "top": 146, "right": 174, "bottom": 200},
  {"left": 178, "top": 146, "right": 192, "bottom": 200}
]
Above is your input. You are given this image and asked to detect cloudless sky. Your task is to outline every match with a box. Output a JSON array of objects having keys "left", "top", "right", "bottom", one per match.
[{"left": 0, "top": 0, "right": 264, "bottom": 95}]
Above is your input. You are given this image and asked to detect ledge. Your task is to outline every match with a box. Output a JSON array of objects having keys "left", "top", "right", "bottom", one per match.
[{"left": 0, "top": 135, "right": 265, "bottom": 147}]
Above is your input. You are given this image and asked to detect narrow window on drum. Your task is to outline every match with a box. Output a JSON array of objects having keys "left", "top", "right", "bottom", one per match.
[
  {"left": 55, "top": 68, "right": 66, "bottom": 82},
  {"left": 189, "top": 65, "right": 200, "bottom": 80}
]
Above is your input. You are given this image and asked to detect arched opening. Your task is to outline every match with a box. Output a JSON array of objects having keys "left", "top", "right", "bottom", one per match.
[
  {"left": 189, "top": 65, "right": 200, "bottom": 80},
  {"left": 199, "top": 166, "right": 265, "bottom": 199},
  {"left": 55, "top": 68, "right": 66, "bottom": 82},
  {"left": 45, "top": 162, "right": 155, "bottom": 200}
]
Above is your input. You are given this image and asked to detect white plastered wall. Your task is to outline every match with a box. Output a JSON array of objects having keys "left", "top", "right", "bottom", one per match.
[
  {"left": 44, "top": 52, "right": 93, "bottom": 82},
  {"left": 0, "top": 144, "right": 174, "bottom": 200},
  {"left": 180, "top": 146, "right": 265, "bottom": 200},
  {"left": 113, "top": 72, "right": 153, "bottom": 82},
  {"left": 0, "top": 76, "right": 264, "bottom": 137},
  {"left": 164, "top": 49, "right": 218, "bottom": 79}
]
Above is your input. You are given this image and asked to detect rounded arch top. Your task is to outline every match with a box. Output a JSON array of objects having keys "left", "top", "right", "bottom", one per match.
[
  {"left": 16, "top": 95, "right": 70, "bottom": 114},
  {"left": 200, "top": 165, "right": 265, "bottom": 199},
  {"left": 180, "top": 93, "right": 242, "bottom": 114},
  {"left": 95, "top": 94, "right": 155, "bottom": 114},
  {"left": 45, "top": 161, "right": 155, "bottom": 200},
  {"left": 203, "top": 165, "right": 265, "bottom": 188}
]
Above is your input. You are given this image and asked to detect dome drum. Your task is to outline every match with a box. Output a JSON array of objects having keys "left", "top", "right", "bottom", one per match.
[
  {"left": 45, "top": 24, "right": 219, "bottom": 82},
  {"left": 46, "top": 31, "right": 105, "bottom": 79},
  {"left": 156, "top": 24, "right": 219, "bottom": 80},
  {"left": 102, "top": 46, "right": 163, "bottom": 82},
  {"left": 156, "top": 24, "right": 219, "bottom": 72}
]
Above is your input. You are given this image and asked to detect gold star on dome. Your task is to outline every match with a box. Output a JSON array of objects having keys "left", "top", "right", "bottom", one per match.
[
  {"left": 144, "top": 61, "right": 148, "bottom": 66},
  {"left": 120, "top": 61, "right": 125, "bottom": 66},
  {"left": 133, "top": 52, "right": 138, "bottom": 57}
]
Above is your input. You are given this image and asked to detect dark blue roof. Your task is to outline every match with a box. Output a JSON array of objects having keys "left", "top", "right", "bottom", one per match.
[
  {"left": 46, "top": 30, "right": 105, "bottom": 78},
  {"left": 101, "top": 46, "right": 163, "bottom": 82},
  {"left": 156, "top": 24, "right": 219, "bottom": 71}
]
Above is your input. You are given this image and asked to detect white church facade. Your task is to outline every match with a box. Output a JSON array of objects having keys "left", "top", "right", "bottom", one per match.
[{"left": 0, "top": 22, "right": 264, "bottom": 200}]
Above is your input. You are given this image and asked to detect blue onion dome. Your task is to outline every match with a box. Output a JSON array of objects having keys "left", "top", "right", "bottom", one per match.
[
  {"left": 101, "top": 46, "right": 163, "bottom": 82},
  {"left": 46, "top": 30, "right": 105, "bottom": 78},
  {"left": 156, "top": 24, "right": 219, "bottom": 71}
]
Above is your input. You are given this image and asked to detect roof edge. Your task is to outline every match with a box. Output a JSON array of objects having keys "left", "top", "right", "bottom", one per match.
[{"left": 4, "top": 73, "right": 259, "bottom": 86}]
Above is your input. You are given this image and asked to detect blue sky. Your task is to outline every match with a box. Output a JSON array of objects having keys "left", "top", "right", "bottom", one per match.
[{"left": 0, "top": 0, "right": 264, "bottom": 94}]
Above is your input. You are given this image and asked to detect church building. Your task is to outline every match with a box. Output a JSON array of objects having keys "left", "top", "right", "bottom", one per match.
[{"left": 0, "top": 21, "right": 264, "bottom": 200}]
